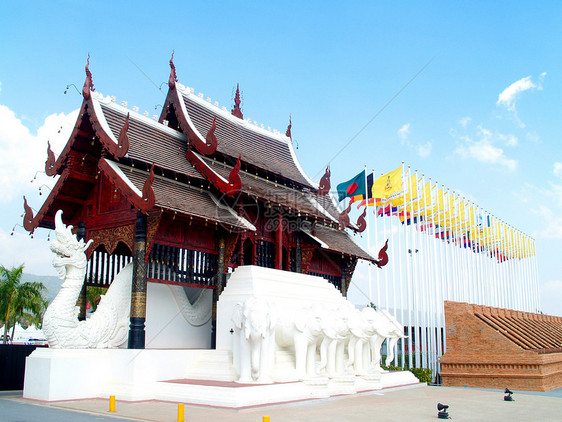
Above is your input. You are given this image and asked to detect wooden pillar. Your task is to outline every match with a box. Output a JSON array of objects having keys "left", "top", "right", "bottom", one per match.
[
  {"left": 128, "top": 211, "right": 147, "bottom": 349},
  {"left": 275, "top": 213, "right": 283, "bottom": 269},
  {"left": 76, "top": 222, "right": 87, "bottom": 321},
  {"left": 295, "top": 233, "right": 302, "bottom": 273},
  {"left": 211, "top": 235, "right": 226, "bottom": 349},
  {"left": 340, "top": 256, "right": 348, "bottom": 296}
]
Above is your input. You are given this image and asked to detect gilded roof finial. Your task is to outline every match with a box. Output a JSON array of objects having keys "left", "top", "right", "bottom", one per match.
[{"left": 231, "top": 84, "right": 243, "bottom": 119}]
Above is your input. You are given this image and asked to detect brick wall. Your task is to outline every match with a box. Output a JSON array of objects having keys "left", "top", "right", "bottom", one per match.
[{"left": 440, "top": 301, "right": 562, "bottom": 391}]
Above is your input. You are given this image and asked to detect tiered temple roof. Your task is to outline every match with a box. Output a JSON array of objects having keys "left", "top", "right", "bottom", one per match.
[{"left": 24, "top": 57, "right": 373, "bottom": 291}]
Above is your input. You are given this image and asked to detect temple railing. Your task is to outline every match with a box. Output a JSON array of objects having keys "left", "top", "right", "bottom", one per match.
[
  {"left": 256, "top": 240, "right": 274, "bottom": 268},
  {"left": 86, "top": 250, "right": 132, "bottom": 286},
  {"left": 147, "top": 243, "right": 217, "bottom": 288}
]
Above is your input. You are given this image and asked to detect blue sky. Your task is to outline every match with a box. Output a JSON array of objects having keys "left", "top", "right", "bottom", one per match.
[{"left": 1, "top": 1, "right": 561, "bottom": 316}]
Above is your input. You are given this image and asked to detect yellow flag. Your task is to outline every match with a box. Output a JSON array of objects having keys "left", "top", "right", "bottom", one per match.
[
  {"left": 434, "top": 188, "right": 445, "bottom": 215},
  {"left": 416, "top": 182, "right": 435, "bottom": 217},
  {"left": 372, "top": 166, "right": 403, "bottom": 200},
  {"left": 468, "top": 206, "right": 476, "bottom": 227}
]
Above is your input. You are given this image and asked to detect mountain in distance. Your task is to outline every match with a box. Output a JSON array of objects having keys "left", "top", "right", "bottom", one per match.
[{"left": 21, "top": 273, "right": 62, "bottom": 303}]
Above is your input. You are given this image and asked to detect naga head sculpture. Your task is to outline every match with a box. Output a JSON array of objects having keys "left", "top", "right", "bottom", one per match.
[{"left": 50, "top": 210, "right": 93, "bottom": 279}]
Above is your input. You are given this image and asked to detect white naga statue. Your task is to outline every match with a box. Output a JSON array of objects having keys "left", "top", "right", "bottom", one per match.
[{"left": 42, "top": 210, "right": 133, "bottom": 348}]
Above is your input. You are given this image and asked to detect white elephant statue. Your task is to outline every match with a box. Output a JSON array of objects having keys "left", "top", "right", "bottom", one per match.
[
  {"left": 379, "top": 309, "right": 406, "bottom": 366},
  {"left": 361, "top": 308, "right": 406, "bottom": 371},
  {"left": 275, "top": 304, "right": 325, "bottom": 379},
  {"left": 231, "top": 297, "right": 276, "bottom": 382},
  {"left": 318, "top": 303, "right": 353, "bottom": 377},
  {"left": 347, "top": 307, "right": 380, "bottom": 375},
  {"left": 362, "top": 307, "right": 389, "bottom": 372}
]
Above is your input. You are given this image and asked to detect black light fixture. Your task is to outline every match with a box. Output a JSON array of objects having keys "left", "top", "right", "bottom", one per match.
[
  {"left": 437, "top": 403, "right": 450, "bottom": 419},
  {"left": 504, "top": 388, "right": 514, "bottom": 401}
]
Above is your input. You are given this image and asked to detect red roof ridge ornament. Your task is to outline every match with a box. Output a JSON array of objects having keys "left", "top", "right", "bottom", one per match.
[
  {"left": 231, "top": 84, "right": 243, "bottom": 119},
  {"left": 45, "top": 141, "right": 57, "bottom": 176},
  {"left": 205, "top": 116, "right": 218, "bottom": 154},
  {"left": 286, "top": 114, "right": 292, "bottom": 139},
  {"left": 338, "top": 201, "right": 352, "bottom": 230},
  {"left": 374, "top": 239, "right": 389, "bottom": 268},
  {"left": 185, "top": 150, "right": 241, "bottom": 197},
  {"left": 318, "top": 166, "right": 330, "bottom": 196},
  {"left": 227, "top": 155, "right": 242, "bottom": 195},
  {"left": 168, "top": 51, "right": 178, "bottom": 89},
  {"left": 356, "top": 207, "right": 367, "bottom": 232},
  {"left": 82, "top": 54, "right": 95, "bottom": 100},
  {"left": 23, "top": 196, "right": 38, "bottom": 233},
  {"left": 141, "top": 163, "right": 156, "bottom": 212},
  {"left": 116, "top": 113, "right": 131, "bottom": 158}
]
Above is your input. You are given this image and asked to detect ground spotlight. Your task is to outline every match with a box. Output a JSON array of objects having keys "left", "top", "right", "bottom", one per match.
[
  {"left": 437, "top": 403, "right": 450, "bottom": 419},
  {"left": 504, "top": 388, "right": 514, "bottom": 401}
]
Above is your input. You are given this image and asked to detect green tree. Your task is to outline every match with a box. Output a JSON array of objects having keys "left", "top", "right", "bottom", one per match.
[
  {"left": 86, "top": 285, "right": 107, "bottom": 313},
  {"left": 0, "top": 264, "right": 47, "bottom": 344}
]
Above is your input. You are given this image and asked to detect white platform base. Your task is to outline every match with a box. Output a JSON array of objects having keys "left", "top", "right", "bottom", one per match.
[{"left": 24, "top": 348, "right": 421, "bottom": 407}]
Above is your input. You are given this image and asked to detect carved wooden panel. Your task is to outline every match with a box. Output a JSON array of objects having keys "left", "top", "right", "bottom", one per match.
[{"left": 87, "top": 224, "right": 134, "bottom": 259}]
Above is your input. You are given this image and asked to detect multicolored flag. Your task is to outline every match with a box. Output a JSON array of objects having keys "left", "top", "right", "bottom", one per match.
[
  {"left": 336, "top": 170, "right": 366, "bottom": 202},
  {"left": 355, "top": 173, "right": 377, "bottom": 207}
]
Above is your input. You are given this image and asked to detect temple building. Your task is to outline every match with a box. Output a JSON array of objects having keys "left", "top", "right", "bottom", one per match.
[{"left": 23, "top": 56, "right": 373, "bottom": 348}]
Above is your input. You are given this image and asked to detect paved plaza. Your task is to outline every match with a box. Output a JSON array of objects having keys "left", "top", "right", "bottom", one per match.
[{"left": 2, "top": 385, "right": 561, "bottom": 422}]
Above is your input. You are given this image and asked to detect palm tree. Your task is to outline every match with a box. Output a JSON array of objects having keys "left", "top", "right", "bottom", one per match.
[{"left": 0, "top": 264, "right": 47, "bottom": 344}]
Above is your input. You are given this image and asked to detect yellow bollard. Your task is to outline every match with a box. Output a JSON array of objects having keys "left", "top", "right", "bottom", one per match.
[
  {"left": 177, "top": 403, "right": 185, "bottom": 422},
  {"left": 109, "top": 395, "right": 116, "bottom": 412},
  {"left": 263, "top": 417, "right": 270, "bottom": 422}
]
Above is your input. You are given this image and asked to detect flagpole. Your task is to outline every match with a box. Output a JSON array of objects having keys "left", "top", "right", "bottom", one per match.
[
  {"left": 428, "top": 180, "right": 439, "bottom": 368},
  {"left": 390, "top": 172, "right": 399, "bottom": 365},
  {"left": 404, "top": 166, "right": 413, "bottom": 369},
  {"left": 411, "top": 170, "right": 421, "bottom": 368},
  {"left": 413, "top": 170, "right": 426, "bottom": 368},
  {"left": 421, "top": 174, "right": 435, "bottom": 376},
  {"left": 436, "top": 183, "right": 447, "bottom": 361},
  {"left": 373, "top": 167, "right": 381, "bottom": 310},
  {"left": 382, "top": 176, "right": 389, "bottom": 312},
  {"left": 365, "top": 164, "right": 373, "bottom": 304},
  {"left": 398, "top": 162, "right": 405, "bottom": 368}
]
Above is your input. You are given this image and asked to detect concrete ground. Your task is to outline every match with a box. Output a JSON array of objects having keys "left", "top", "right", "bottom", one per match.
[{"left": 2, "top": 385, "right": 561, "bottom": 422}]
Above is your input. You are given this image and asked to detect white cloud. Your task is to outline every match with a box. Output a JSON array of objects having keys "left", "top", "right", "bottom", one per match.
[
  {"left": 454, "top": 125, "right": 517, "bottom": 171},
  {"left": 0, "top": 228, "right": 57, "bottom": 276},
  {"left": 398, "top": 123, "right": 410, "bottom": 141},
  {"left": 417, "top": 141, "right": 432, "bottom": 158},
  {"left": 0, "top": 105, "right": 78, "bottom": 203},
  {"left": 496, "top": 132, "right": 518, "bottom": 147},
  {"left": 532, "top": 205, "right": 562, "bottom": 239},
  {"left": 456, "top": 138, "right": 517, "bottom": 171},
  {"left": 526, "top": 132, "right": 540, "bottom": 143},
  {"left": 497, "top": 75, "right": 537, "bottom": 111},
  {"left": 496, "top": 73, "right": 546, "bottom": 128},
  {"left": 554, "top": 163, "right": 562, "bottom": 179},
  {"left": 396, "top": 123, "right": 431, "bottom": 158},
  {"left": 459, "top": 116, "right": 471, "bottom": 127}
]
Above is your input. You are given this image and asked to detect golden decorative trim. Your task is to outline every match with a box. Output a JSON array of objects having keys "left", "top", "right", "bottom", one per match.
[{"left": 130, "top": 292, "right": 147, "bottom": 318}]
